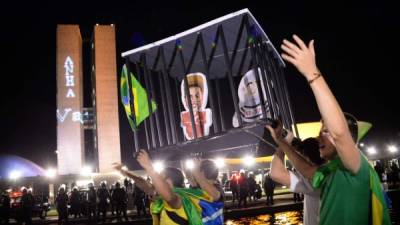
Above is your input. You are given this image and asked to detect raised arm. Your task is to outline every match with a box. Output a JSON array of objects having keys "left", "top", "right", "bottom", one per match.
[
  {"left": 270, "top": 148, "right": 290, "bottom": 186},
  {"left": 136, "top": 150, "right": 182, "bottom": 209},
  {"left": 266, "top": 122, "right": 317, "bottom": 179},
  {"left": 113, "top": 163, "right": 155, "bottom": 196},
  {"left": 191, "top": 159, "right": 221, "bottom": 201},
  {"left": 281, "top": 35, "right": 360, "bottom": 174}
]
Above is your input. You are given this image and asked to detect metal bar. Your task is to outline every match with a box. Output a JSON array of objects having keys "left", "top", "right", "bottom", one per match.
[
  {"left": 275, "top": 52, "right": 300, "bottom": 137},
  {"left": 124, "top": 59, "right": 140, "bottom": 154},
  {"left": 257, "top": 39, "right": 287, "bottom": 124},
  {"left": 144, "top": 55, "right": 164, "bottom": 147},
  {"left": 157, "top": 71, "right": 171, "bottom": 145},
  {"left": 135, "top": 62, "right": 151, "bottom": 150},
  {"left": 160, "top": 46, "right": 178, "bottom": 144},
  {"left": 140, "top": 54, "right": 157, "bottom": 148},
  {"left": 219, "top": 25, "right": 243, "bottom": 126},
  {"left": 248, "top": 41, "right": 268, "bottom": 119},
  {"left": 261, "top": 42, "right": 290, "bottom": 129},
  {"left": 229, "top": 15, "right": 246, "bottom": 69},
  {"left": 236, "top": 42, "right": 249, "bottom": 78},
  {"left": 244, "top": 16, "right": 277, "bottom": 119},
  {"left": 198, "top": 33, "right": 219, "bottom": 134},
  {"left": 207, "top": 28, "right": 220, "bottom": 71},
  {"left": 178, "top": 39, "right": 198, "bottom": 139},
  {"left": 214, "top": 78, "right": 225, "bottom": 131},
  {"left": 152, "top": 49, "right": 171, "bottom": 145}
]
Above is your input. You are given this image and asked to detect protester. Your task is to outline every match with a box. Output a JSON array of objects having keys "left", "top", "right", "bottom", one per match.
[{"left": 266, "top": 34, "right": 391, "bottom": 225}]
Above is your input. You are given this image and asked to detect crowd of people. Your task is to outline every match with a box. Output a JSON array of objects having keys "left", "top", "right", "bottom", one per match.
[
  {"left": 1, "top": 35, "right": 397, "bottom": 225},
  {"left": 53, "top": 179, "right": 149, "bottom": 224}
]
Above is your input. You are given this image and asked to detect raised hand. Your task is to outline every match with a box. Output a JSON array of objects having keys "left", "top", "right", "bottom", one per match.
[
  {"left": 281, "top": 34, "right": 319, "bottom": 81},
  {"left": 265, "top": 120, "right": 284, "bottom": 144},
  {"left": 137, "top": 149, "right": 153, "bottom": 171}
]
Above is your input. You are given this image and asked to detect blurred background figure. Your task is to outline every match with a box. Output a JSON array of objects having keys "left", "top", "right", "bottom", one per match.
[
  {"left": 263, "top": 172, "right": 275, "bottom": 206},
  {"left": 1, "top": 190, "right": 11, "bottom": 224},
  {"left": 112, "top": 182, "right": 128, "bottom": 221},
  {"left": 97, "top": 181, "right": 110, "bottom": 222},
  {"left": 69, "top": 186, "right": 81, "bottom": 218},
  {"left": 56, "top": 185, "right": 68, "bottom": 225}
]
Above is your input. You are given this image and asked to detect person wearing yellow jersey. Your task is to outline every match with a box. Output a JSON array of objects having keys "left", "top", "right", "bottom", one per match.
[{"left": 136, "top": 150, "right": 206, "bottom": 225}]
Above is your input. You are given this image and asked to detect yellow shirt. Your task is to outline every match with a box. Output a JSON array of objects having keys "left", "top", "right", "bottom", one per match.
[{"left": 156, "top": 201, "right": 188, "bottom": 225}]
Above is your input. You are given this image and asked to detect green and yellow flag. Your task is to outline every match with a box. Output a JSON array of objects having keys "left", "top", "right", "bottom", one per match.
[
  {"left": 120, "top": 64, "right": 157, "bottom": 130},
  {"left": 312, "top": 158, "right": 391, "bottom": 225},
  {"left": 370, "top": 166, "right": 391, "bottom": 225},
  {"left": 151, "top": 188, "right": 213, "bottom": 225}
]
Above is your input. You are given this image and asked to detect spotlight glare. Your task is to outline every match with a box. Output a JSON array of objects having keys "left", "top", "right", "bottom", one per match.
[
  {"left": 153, "top": 161, "right": 164, "bottom": 173},
  {"left": 367, "top": 147, "right": 377, "bottom": 155},
  {"left": 215, "top": 158, "right": 225, "bottom": 168},
  {"left": 80, "top": 166, "right": 92, "bottom": 176},
  {"left": 9, "top": 170, "right": 21, "bottom": 180},
  {"left": 45, "top": 168, "right": 57, "bottom": 178},
  {"left": 185, "top": 159, "right": 195, "bottom": 170},
  {"left": 243, "top": 155, "right": 255, "bottom": 167},
  {"left": 388, "top": 145, "right": 398, "bottom": 153}
]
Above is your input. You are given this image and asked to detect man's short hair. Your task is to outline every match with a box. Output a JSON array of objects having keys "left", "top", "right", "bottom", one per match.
[
  {"left": 297, "top": 137, "right": 325, "bottom": 166},
  {"left": 200, "top": 159, "right": 219, "bottom": 180},
  {"left": 164, "top": 167, "right": 185, "bottom": 188},
  {"left": 344, "top": 112, "right": 358, "bottom": 143},
  {"left": 320, "top": 112, "right": 359, "bottom": 143}
]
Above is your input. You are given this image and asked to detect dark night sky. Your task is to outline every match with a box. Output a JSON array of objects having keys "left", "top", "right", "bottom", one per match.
[{"left": 0, "top": 1, "right": 399, "bottom": 168}]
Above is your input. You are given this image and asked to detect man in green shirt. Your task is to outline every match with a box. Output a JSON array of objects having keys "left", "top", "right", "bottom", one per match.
[{"left": 266, "top": 34, "right": 390, "bottom": 225}]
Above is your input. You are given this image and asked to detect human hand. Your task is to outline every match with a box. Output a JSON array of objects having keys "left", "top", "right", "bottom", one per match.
[
  {"left": 112, "top": 162, "right": 124, "bottom": 171},
  {"left": 137, "top": 149, "right": 153, "bottom": 172},
  {"left": 265, "top": 120, "right": 285, "bottom": 143},
  {"left": 112, "top": 163, "right": 130, "bottom": 177},
  {"left": 281, "top": 34, "right": 319, "bottom": 81}
]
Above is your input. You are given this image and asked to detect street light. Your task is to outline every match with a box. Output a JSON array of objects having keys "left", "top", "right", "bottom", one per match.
[
  {"left": 215, "top": 158, "right": 225, "bottom": 169},
  {"left": 45, "top": 168, "right": 57, "bottom": 178},
  {"left": 185, "top": 159, "right": 195, "bottom": 170},
  {"left": 367, "top": 147, "right": 377, "bottom": 155},
  {"left": 80, "top": 166, "right": 92, "bottom": 176},
  {"left": 359, "top": 142, "right": 365, "bottom": 147},
  {"left": 388, "top": 145, "right": 398, "bottom": 153},
  {"left": 243, "top": 155, "right": 255, "bottom": 167},
  {"left": 9, "top": 170, "right": 21, "bottom": 180},
  {"left": 153, "top": 161, "right": 164, "bottom": 173}
]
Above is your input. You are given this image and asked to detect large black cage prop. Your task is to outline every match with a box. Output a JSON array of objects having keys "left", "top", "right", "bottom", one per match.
[{"left": 121, "top": 9, "right": 298, "bottom": 160}]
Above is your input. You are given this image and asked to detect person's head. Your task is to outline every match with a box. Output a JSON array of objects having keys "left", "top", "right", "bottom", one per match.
[
  {"left": 58, "top": 186, "right": 65, "bottom": 194},
  {"left": 188, "top": 85, "right": 203, "bottom": 110},
  {"left": 248, "top": 172, "right": 254, "bottom": 179},
  {"left": 318, "top": 112, "right": 358, "bottom": 160},
  {"left": 297, "top": 137, "right": 325, "bottom": 166},
  {"left": 100, "top": 181, "right": 107, "bottom": 188},
  {"left": 115, "top": 182, "right": 120, "bottom": 188},
  {"left": 182, "top": 73, "right": 207, "bottom": 111},
  {"left": 161, "top": 167, "right": 184, "bottom": 188},
  {"left": 200, "top": 159, "right": 219, "bottom": 181},
  {"left": 246, "top": 81, "right": 258, "bottom": 97},
  {"left": 22, "top": 187, "right": 27, "bottom": 195}
]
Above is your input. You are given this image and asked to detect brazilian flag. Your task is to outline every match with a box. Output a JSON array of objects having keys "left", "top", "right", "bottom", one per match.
[
  {"left": 370, "top": 166, "right": 391, "bottom": 225},
  {"left": 120, "top": 64, "right": 157, "bottom": 131}
]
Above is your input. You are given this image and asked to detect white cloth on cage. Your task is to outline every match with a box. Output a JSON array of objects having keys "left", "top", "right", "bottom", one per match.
[{"left": 232, "top": 68, "right": 270, "bottom": 127}]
